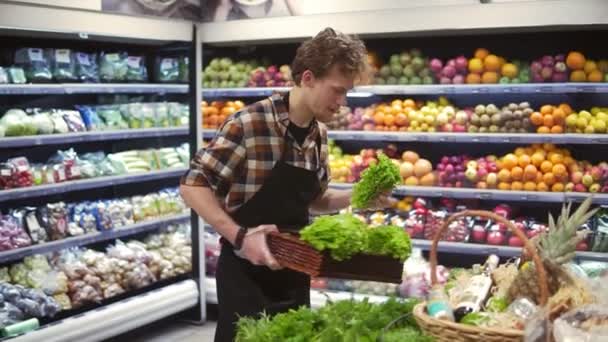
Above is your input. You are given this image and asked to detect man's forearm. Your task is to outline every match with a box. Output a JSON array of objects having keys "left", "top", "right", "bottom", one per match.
[
  {"left": 180, "top": 184, "right": 240, "bottom": 245},
  {"left": 310, "top": 188, "right": 352, "bottom": 214}
]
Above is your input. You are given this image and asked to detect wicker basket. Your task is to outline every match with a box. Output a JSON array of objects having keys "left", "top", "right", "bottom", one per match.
[
  {"left": 267, "top": 232, "right": 403, "bottom": 283},
  {"left": 412, "top": 210, "right": 550, "bottom": 342}
]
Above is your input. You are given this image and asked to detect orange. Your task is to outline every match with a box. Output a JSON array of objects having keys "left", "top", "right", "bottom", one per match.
[
  {"left": 564, "top": 156, "right": 575, "bottom": 166},
  {"left": 481, "top": 71, "right": 499, "bottom": 84},
  {"left": 588, "top": 70, "right": 604, "bottom": 83},
  {"left": 403, "top": 99, "right": 416, "bottom": 108},
  {"left": 524, "top": 182, "right": 537, "bottom": 192},
  {"left": 531, "top": 152, "right": 545, "bottom": 167},
  {"left": 468, "top": 58, "right": 484, "bottom": 74},
  {"left": 524, "top": 165, "right": 538, "bottom": 180},
  {"left": 221, "top": 106, "right": 236, "bottom": 116},
  {"left": 536, "top": 171, "right": 544, "bottom": 183},
  {"left": 530, "top": 112, "right": 543, "bottom": 126},
  {"left": 540, "top": 160, "right": 554, "bottom": 173},
  {"left": 388, "top": 125, "right": 399, "bottom": 131},
  {"left": 558, "top": 103, "right": 573, "bottom": 115},
  {"left": 474, "top": 48, "right": 490, "bottom": 60},
  {"left": 392, "top": 104, "right": 403, "bottom": 114},
  {"left": 551, "top": 125, "right": 564, "bottom": 134},
  {"left": 207, "top": 106, "right": 219, "bottom": 116},
  {"left": 552, "top": 164, "right": 567, "bottom": 177},
  {"left": 501, "top": 63, "right": 518, "bottom": 78},
  {"left": 211, "top": 101, "right": 224, "bottom": 109},
  {"left": 374, "top": 112, "right": 385, "bottom": 125},
  {"left": 502, "top": 154, "right": 518, "bottom": 170},
  {"left": 543, "top": 143, "right": 557, "bottom": 152},
  {"left": 466, "top": 73, "right": 482, "bottom": 84},
  {"left": 537, "top": 126, "right": 551, "bottom": 134},
  {"left": 549, "top": 152, "right": 564, "bottom": 165},
  {"left": 552, "top": 183, "right": 565, "bottom": 192},
  {"left": 584, "top": 60, "right": 598, "bottom": 74},
  {"left": 511, "top": 181, "right": 524, "bottom": 191},
  {"left": 543, "top": 114, "right": 555, "bottom": 128},
  {"left": 543, "top": 172, "right": 556, "bottom": 186},
  {"left": 570, "top": 70, "right": 587, "bottom": 82},
  {"left": 518, "top": 155, "right": 532, "bottom": 168},
  {"left": 384, "top": 114, "right": 395, "bottom": 126},
  {"left": 514, "top": 147, "right": 526, "bottom": 157},
  {"left": 234, "top": 100, "right": 245, "bottom": 109},
  {"left": 511, "top": 166, "right": 524, "bottom": 181},
  {"left": 537, "top": 182, "right": 549, "bottom": 192},
  {"left": 498, "top": 57, "right": 507, "bottom": 68},
  {"left": 566, "top": 51, "right": 586, "bottom": 70},
  {"left": 375, "top": 125, "right": 386, "bottom": 131},
  {"left": 391, "top": 99, "right": 403, "bottom": 108},
  {"left": 395, "top": 113, "right": 408, "bottom": 126},
  {"left": 553, "top": 108, "right": 566, "bottom": 120},
  {"left": 207, "top": 114, "right": 219, "bottom": 126},
  {"left": 498, "top": 182, "right": 511, "bottom": 191},
  {"left": 540, "top": 105, "right": 555, "bottom": 115},
  {"left": 498, "top": 169, "right": 511, "bottom": 183},
  {"left": 484, "top": 54, "right": 501, "bottom": 72}
]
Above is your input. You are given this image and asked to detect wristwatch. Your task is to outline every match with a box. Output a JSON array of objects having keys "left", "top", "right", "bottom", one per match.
[{"left": 234, "top": 226, "right": 248, "bottom": 250}]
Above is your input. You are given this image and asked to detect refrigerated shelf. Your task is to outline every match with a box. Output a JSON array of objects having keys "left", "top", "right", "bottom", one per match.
[
  {"left": 1, "top": 127, "right": 189, "bottom": 148},
  {"left": 0, "top": 214, "right": 189, "bottom": 264},
  {"left": 0, "top": 84, "right": 188, "bottom": 95},
  {"left": 0, "top": 168, "right": 187, "bottom": 202}
]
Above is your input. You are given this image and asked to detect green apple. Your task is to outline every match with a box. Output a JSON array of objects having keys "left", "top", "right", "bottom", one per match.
[
  {"left": 566, "top": 114, "right": 578, "bottom": 127},
  {"left": 576, "top": 117, "right": 589, "bottom": 130}
]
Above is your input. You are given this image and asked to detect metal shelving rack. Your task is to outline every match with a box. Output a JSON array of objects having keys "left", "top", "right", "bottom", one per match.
[{"left": 0, "top": 2, "right": 205, "bottom": 339}]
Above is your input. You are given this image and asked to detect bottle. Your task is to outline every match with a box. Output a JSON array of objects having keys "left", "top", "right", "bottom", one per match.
[
  {"left": 453, "top": 254, "right": 499, "bottom": 321},
  {"left": 427, "top": 285, "right": 455, "bottom": 322}
]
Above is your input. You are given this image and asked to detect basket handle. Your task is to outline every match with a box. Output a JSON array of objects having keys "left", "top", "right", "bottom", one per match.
[{"left": 428, "top": 210, "right": 549, "bottom": 306}]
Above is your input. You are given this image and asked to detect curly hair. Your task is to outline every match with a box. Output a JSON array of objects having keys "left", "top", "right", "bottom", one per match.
[{"left": 291, "top": 27, "right": 369, "bottom": 85}]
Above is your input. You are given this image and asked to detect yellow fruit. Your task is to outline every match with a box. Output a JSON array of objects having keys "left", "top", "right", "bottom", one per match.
[
  {"left": 524, "top": 182, "right": 537, "bottom": 192},
  {"left": 498, "top": 169, "right": 511, "bottom": 183},
  {"left": 474, "top": 48, "right": 490, "bottom": 60},
  {"left": 540, "top": 160, "right": 554, "bottom": 173},
  {"left": 552, "top": 164, "right": 567, "bottom": 177},
  {"left": 466, "top": 73, "right": 482, "bottom": 84},
  {"left": 552, "top": 183, "right": 565, "bottom": 192},
  {"left": 484, "top": 55, "right": 501, "bottom": 72},
  {"left": 549, "top": 152, "right": 564, "bottom": 165},
  {"left": 531, "top": 152, "right": 545, "bottom": 167},
  {"left": 511, "top": 166, "right": 524, "bottom": 181},
  {"left": 481, "top": 71, "right": 499, "bottom": 84},
  {"left": 514, "top": 147, "right": 526, "bottom": 156},
  {"left": 468, "top": 58, "right": 484, "bottom": 74},
  {"left": 588, "top": 70, "right": 604, "bottom": 83},
  {"left": 584, "top": 60, "right": 598, "bottom": 74},
  {"left": 498, "top": 182, "right": 511, "bottom": 191},
  {"left": 501, "top": 63, "right": 518, "bottom": 78},
  {"left": 570, "top": 70, "right": 587, "bottom": 82},
  {"left": 511, "top": 181, "right": 524, "bottom": 191},
  {"left": 524, "top": 165, "right": 538, "bottom": 181},
  {"left": 404, "top": 176, "right": 419, "bottom": 186},
  {"left": 502, "top": 154, "right": 518, "bottom": 170},
  {"left": 543, "top": 172, "right": 556, "bottom": 186},
  {"left": 536, "top": 182, "right": 549, "bottom": 192},
  {"left": 518, "top": 155, "right": 532, "bottom": 168}
]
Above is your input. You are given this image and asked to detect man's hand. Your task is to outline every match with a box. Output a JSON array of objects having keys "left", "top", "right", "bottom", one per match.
[
  {"left": 234, "top": 225, "right": 282, "bottom": 270},
  {"left": 365, "top": 191, "right": 398, "bottom": 210}
]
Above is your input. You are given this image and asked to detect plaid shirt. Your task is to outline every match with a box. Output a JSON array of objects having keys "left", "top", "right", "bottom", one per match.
[{"left": 181, "top": 93, "right": 330, "bottom": 212}]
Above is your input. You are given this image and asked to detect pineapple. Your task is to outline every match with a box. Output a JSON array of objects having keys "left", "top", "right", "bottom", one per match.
[{"left": 507, "top": 197, "right": 597, "bottom": 315}]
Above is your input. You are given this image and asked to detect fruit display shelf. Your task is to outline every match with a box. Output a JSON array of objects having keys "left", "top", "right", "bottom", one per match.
[
  {"left": 201, "top": 83, "right": 608, "bottom": 98},
  {"left": 0, "top": 83, "right": 189, "bottom": 95},
  {"left": 329, "top": 183, "right": 607, "bottom": 204},
  {"left": 202, "top": 129, "right": 608, "bottom": 145},
  {"left": 1, "top": 127, "right": 189, "bottom": 148},
  {"left": 0, "top": 213, "right": 189, "bottom": 264},
  {"left": 0, "top": 168, "right": 187, "bottom": 202}
]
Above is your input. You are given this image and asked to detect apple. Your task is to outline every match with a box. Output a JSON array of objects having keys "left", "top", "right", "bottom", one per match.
[
  {"left": 453, "top": 124, "right": 467, "bottom": 133},
  {"left": 477, "top": 168, "right": 489, "bottom": 179},
  {"left": 437, "top": 163, "right": 446, "bottom": 172},
  {"left": 574, "top": 184, "right": 588, "bottom": 192},
  {"left": 470, "top": 224, "right": 487, "bottom": 243},
  {"left": 494, "top": 205, "right": 512, "bottom": 219},
  {"left": 477, "top": 181, "right": 488, "bottom": 189},
  {"left": 467, "top": 160, "right": 478, "bottom": 170},
  {"left": 455, "top": 181, "right": 464, "bottom": 188},
  {"left": 465, "top": 167, "right": 478, "bottom": 182},
  {"left": 486, "top": 172, "right": 498, "bottom": 186},
  {"left": 571, "top": 171, "right": 583, "bottom": 184},
  {"left": 591, "top": 167, "right": 603, "bottom": 181},
  {"left": 441, "top": 156, "right": 450, "bottom": 165},
  {"left": 576, "top": 241, "right": 589, "bottom": 251},
  {"left": 565, "top": 182, "right": 575, "bottom": 192},
  {"left": 590, "top": 183, "right": 601, "bottom": 193},
  {"left": 445, "top": 164, "right": 455, "bottom": 174},
  {"left": 443, "top": 123, "right": 454, "bottom": 132},
  {"left": 487, "top": 231, "right": 506, "bottom": 245},
  {"left": 582, "top": 174, "right": 594, "bottom": 187},
  {"left": 508, "top": 236, "right": 524, "bottom": 247}
]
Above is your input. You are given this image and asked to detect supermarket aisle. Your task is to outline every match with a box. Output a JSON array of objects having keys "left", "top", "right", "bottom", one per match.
[{"left": 106, "top": 318, "right": 217, "bottom": 342}]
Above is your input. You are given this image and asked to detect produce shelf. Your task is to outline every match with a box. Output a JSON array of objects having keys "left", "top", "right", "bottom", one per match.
[
  {"left": 201, "top": 83, "right": 608, "bottom": 98},
  {"left": 0, "top": 83, "right": 188, "bottom": 95},
  {"left": 329, "top": 183, "right": 604, "bottom": 204},
  {"left": 0, "top": 213, "right": 189, "bottom": 264},
  {"left": 1, "top": 127, "right": 189, "bottom": 148},
  {"left": 203, "top": 129, "right": 608, "bottom": 145},
  {"left": 0, "top": 168, "right": 187, "bottom": 202}
]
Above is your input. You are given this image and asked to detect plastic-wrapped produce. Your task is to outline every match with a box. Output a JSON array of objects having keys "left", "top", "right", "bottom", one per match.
[
  {"left": 155, "top": 57, "right": 179, "bottom": 82},
  {"left": 53, "top": 293, "right": 72, "bottom": 310},
  {"left": 30, "top": 110, "right": 54, "bottom": 135},
  {"left": 131, "top": 194, "right": 160, "bottom": 221},
  {"left": 99, "top": 52, "right": 128, "bottom": 82},
  {"left": 14, "top": 48, "right": 52, "bottom": 82},
  {"left": 50, "top": 110, "right": 69, "bottom": 134},
  {"left": 75, "top": 52, "right": 99, "bottom": 82},
  {"left": 178, "top": 56, "right": 189, "bottom": 83},
  {"left": 96, "top": 105, "right": 128, "bottom": 130},
  {"left": 126, "top": 56, "right": 148, "bottom": 82},
  {"left": 21, "top": 207, "right": 49, "bottom": 244},
  {"left": 71, "top": 202, "right": 98, "bottom": 234},
  {"left": 8, "top": 67, "right": 27, "bottom": 84},
  {"left": 122, "top": 102, "right": 144, "bottom": 129},
  {"left": 75, "top": 105, "right": 104, "bottom": 131},
  {"left": 61, "top": 110, "right": 87, "bottom": 133},
  {"left": 0, "top": 215, "right": 32, "bottom": 251},
  {"left": 155, "top": 102, "right": 171, "bottom": 127},
  {"left": 168, "top": 102, "right": 188, "bottom": 126},
  {"left": 50, "top": 49, "right": 77, "bottom": 82},
  {"left": 46, "top": 202, "right": 68, "bottom": 240},
  {"left": 92, "top": 201, "right": 113, "bottom": 231},
  {"left": 48, "top": 148, "right": 82, "bottom": 181},
  {"left": 0, "top": 67, "right": 8, "bottom": 84},
  {"left": 1, "top": 109, "right": 37, "bottom": 137},
  {"left": 0, "top": 268, "right": 10, "bottom": 283}
]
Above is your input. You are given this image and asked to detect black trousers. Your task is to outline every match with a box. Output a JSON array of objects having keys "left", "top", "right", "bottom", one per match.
[{"left": 214, "top": 243, "right": 310, "bottom": 342}]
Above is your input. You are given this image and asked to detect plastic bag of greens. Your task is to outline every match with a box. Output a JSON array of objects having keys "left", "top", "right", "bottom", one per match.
[
  {"left": 154, "top": 102, "right": 171, "bottom": 127},
  {"left": 74, "top": 52, "right": 99, "bottom": 83},
  {"left": 155, "top": 57, "right": 179, "bottom": 82},
  {"left": 61, "top": 110, "right": 86, "bottom": 132},
  {"left": 179, "top": 56, "right": 189, "bottom": 83},
  {"left": 50, "top": 49, "right": 77, "bottom": 82},
  {"left": 75, "top": 105, "right": 104, "bottom": 131},
  {"left": 120, "top": 103, "right": 142, "bottom": 129},
  {"left": 30, "top": 110, "right": 54, "bottom": 135},
  {"left": 22, "top": 207, "right": 49, "bottom": 244},
  {"left": 168, "top": 102, "right": 187, "bottom": 127},
  {"left": 99, "top": 52, "right": 128, "bottom": 82},
  {"left": 0, "top": 67, "right": 8, "bottom": 84},
  {"left": 50, "top": 110, "right": 69, "bottom": 134},
  {"left": 7, "top": 67, "right": 27, "bottom": 84},
  {"left": 140, "top": 103, "right": 156, "bottom": 128},
  {"left": 15, "top": 48, "right": 52, "bottom": 82},
  {"left": 96, "top": 105, "right": 128, "bottom": 129},
  {"left": 126, "top": 56, "right": 148, "bottom": 82},
  {"left": 1, "top": 109, "right": 36, "bottom": 136}
]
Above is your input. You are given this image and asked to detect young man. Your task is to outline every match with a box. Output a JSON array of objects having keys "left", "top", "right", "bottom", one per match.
[{"left": 180, "top": 27, "right": 392, "bottom": 341}]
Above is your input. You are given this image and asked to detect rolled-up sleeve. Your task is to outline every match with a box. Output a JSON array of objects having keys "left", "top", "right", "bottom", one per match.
[{"left": 180, "top": 117, "right": 246, "bottom": 197}]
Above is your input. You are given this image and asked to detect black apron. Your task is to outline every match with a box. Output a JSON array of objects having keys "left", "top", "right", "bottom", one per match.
[{"left": 214, "top": 122, "right": 323, "bottom": 342}]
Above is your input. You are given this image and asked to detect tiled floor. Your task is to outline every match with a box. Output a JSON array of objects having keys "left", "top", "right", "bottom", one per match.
[{"left": 106, "top": 317, "right": 217, "bottom": 342}]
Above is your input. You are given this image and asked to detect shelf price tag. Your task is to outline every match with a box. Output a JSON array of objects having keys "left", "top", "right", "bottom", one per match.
[
  {"left": 477, "top": 192, "right": 492, "bottom": 200},
  {"left": 520, "top": 194, "right": 538, "bottom": 201}
]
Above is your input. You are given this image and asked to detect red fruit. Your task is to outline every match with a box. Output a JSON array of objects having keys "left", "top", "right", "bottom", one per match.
[
  {"left": 471, "top": 225, "right": 487, "bottom": 243},
  {"left": 487, "top": 231, "right": 506, "bottom": 245},
  {"left": 508, "top": 236, "right": 524, "bottom": 247},
  {"left": 576, "top": 241, "right": 589, "bottom": 251}
]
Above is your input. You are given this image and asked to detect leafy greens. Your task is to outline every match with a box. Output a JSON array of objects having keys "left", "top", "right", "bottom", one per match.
[{"left": 351, "top": 153, "right": 401, "bottom": 209}]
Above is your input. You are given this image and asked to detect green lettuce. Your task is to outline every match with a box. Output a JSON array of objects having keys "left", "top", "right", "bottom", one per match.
[{"left": 351, "top": 153, "right": 401, "bottom": 209}]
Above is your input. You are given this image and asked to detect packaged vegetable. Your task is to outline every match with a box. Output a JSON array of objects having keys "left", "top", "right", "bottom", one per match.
[
  {"left": 61, "top": 110, "right": 86, "bottom": 132},
  {"left": 74, "top": 52, "right": 99, "bottom": 82},
  {"left": 126, "top": 55, "right": 148, "bottom": 82},
  {"left": 0, "top": 269, "right": 10, "bottom": 283},
  {"left": 8, "top": 66, "right": 27, "bottom": 84},
  {"left": 50, "top": 110, "right": 69, "bottom": 134},
  {"left": 15, "top": 48, "right": 52, "bottom": 82},
  {"left": 122, "top": 102, "right": 144, "bottom": 129},
  {"left": 0, "top": 67, "right": 8, "bottom": 84},
  {"left": 75, "top": 105, "right": 104, "bottom": 131},
  {"left": 178, "top": 56, "right": 189, "bottom": 83},
  {"left": 155, "top": 102, "right": 171, "bottom": 127},
  {"left": 155, "top": 57, "right": 179, "bottom": 82},
  {"left": 30, "top": 110, "right": 54, "bottom": 135},
  {"left": 46, "top": 202, "right": 68, "bottom": 240},
  {"left": 1, "top": 109, "right": 36, "bottom": 136},
  {"left": 21, "top": 207, "right": 49, "bottom": 244},
  {"left": 50, "top": 49, "right": 77, "bottom": 82},
  {"left": 99, "top": 52, "right": 128, "bottom": 82},
  {"left": 96, "top": 105, "right": 128, "bottom": 129}
]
